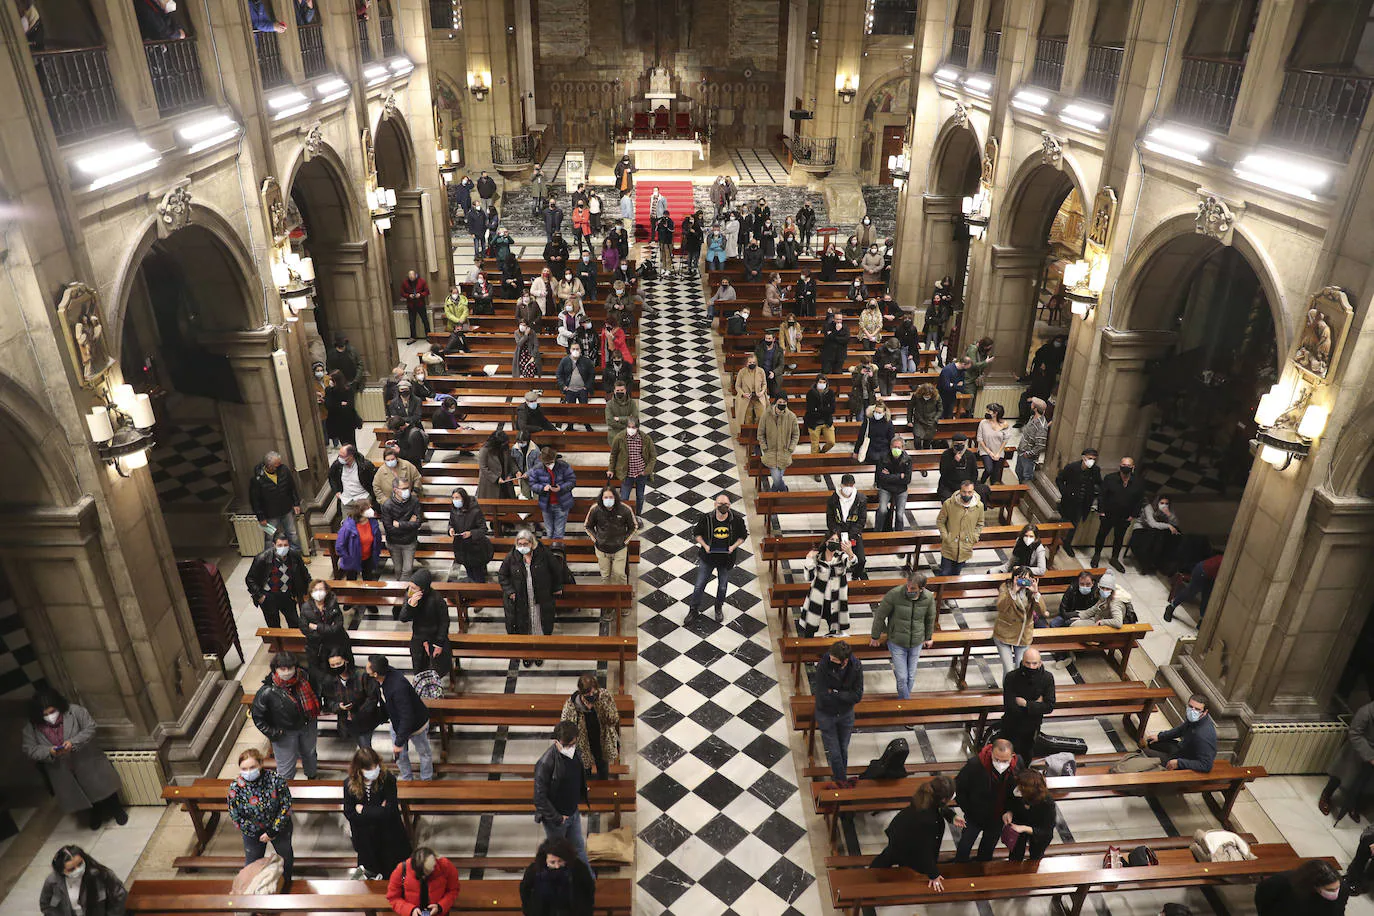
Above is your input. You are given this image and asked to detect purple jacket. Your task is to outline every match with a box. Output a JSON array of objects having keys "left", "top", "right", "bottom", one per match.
[
  {"left": 336, "top": 516, "right": 383, "bottom": 572},
  {"left": 526, "top": 459, "right": 576, "bottom": 512}
]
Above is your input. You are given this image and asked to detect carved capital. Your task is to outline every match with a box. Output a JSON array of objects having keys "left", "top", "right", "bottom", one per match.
[
  {"left": 381, "top": 91, "right": 399, "bottom": 122},
  {"left": 952, "top": 102, "right": 969, "bottom": 129},
  {"left": 1194, "top": 188, "right": 1242, "bottom": 245},
  {"left": 302, "top": 122, "right": 324, "bottom": 162},
  {"left": 156, "top": 182, "right": 192, "bottom": 237},
  {"left": 1040, "top": 131, "right": 1063, "bottom": 168}
]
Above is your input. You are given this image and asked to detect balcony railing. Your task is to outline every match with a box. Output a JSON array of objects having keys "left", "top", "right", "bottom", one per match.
[
  {"left": 950, "top": 26, "right": 971, "bottom": 67},
  {"left": 1030, "top": 36, "right": 1067, "bottom": 90},
  {"left": 1173, "top": 56, "right": 1244, "bottom": 132},
  {"left": 143, "top": 38, "right": 206, "bottom": 116},
  {"left": 32, "top": 46, "right": 122, "bottom": 143},
  {"left": 791, "top": 135, "right": 838, "bottom": 168},
  {"left": 379, "top": 15, "right": 396, "bottom": 56},
  {"left": 358, "top": 18, "right": 373, "bottom": 61},
  {"left": 254, "top": 30, "right": 287, "bottom": 88},
  {"left": 490, "top": 134, "right": 535, "bottom": 167},
  {"left": 1270, "top": 69, "right": 1374, "bottom": 161},
  {"left": 429, "top": 0, "right": 456, "bottom": 29},
  {"left": 980, "top": 30, "right": 1001, "bottom": 73},
  {"left": 298, "top": 22, "right": 326, "bottom": 77},
  {"left": 869, "top": 0, "right": 918, "bottom": 35},
  {"left": 1082, "top": 44, "right": 1124, "bottom": 103}
]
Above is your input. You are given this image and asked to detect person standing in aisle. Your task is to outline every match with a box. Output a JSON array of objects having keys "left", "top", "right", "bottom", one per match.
[
  {"left": 533, "top": 721, "right": 592, "bottom": 869},
  {"left": 869, "top": 571, "right": 936, "bottom": 701},
  {"left": 246, "top": 530, "right": 309, "bottom": 628},
  {"left": 22, "top": 690, "right": 128, "bottom": 830},
  {"left": 342, "top": 746, "right": 411, "bottom": 880},
  {"left": 365, "top": 655, "right": 433, "bottom": 781},
  {"left": 251, "top": 650, "right": 322, "bottom": 780},
  {"left": 814, "top": 640, "right": 863, "bottom": 789},
  {"left": 585, "top": 486, "right": 636, "bottom": 590},
  {"left": 688, "top": 494, "right": 748, "bottom": 623},
  {"left": 227, "top": 747, "right": 295, "bottom": 886},
  {"left": 608, "top": 418, "right": 655, "bottom": 520}
]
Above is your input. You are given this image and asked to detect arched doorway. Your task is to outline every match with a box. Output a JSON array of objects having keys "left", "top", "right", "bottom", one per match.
[
  {"left": 374, "top": 113, "right": 427, "bottom": 337},
  {"left": 922, "top": 122, "right": 982, "bottom": 309}
]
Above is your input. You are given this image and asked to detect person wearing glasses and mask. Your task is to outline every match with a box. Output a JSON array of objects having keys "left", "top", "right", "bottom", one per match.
[
  {"left": 1144, "top": 693, "right": 1216, "bottom": 772},
  {"left": 560, "top": 673, "right": 621, "bottom": 781}
]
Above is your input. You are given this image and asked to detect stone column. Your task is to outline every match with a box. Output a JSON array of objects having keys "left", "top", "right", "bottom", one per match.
[
  {"left": 512, "top": 0, "right": 536, "bottom": 129},
  {"left": 970, "top": 245, "right": 1045, "bottom": 381},
  {"left": 782, "top": 0, "right": 810, "bottom": 132},
  {"left": 88, "top": 0, "right": 161, "bottom": 129},
  {"left": 911, "top": 195, "right": 964, "bottom": 304},
  {"left": 1225, "top": 0, "right": 1304, "bottom": 147},
  {"left": 312, "top": 240, "right": 396, "bottom": 387},
  {"left": 458, "top": 0, "right": 518, "bottom": 172},
  {"left": 811, "top": 0, "right": 866, "bottom": 173},
  {"left": 1058, "top": 0, "right": 1098, "bottom": 97}
]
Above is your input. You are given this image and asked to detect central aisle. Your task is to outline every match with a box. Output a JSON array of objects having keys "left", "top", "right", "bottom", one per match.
[{"left": 630, "top": 267, "right": 823, "bottom": 915}]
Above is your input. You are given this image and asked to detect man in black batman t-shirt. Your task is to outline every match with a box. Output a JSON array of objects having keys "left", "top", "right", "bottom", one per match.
[{"left": 688, "top": 494, "right": 748, "bottom": 623}]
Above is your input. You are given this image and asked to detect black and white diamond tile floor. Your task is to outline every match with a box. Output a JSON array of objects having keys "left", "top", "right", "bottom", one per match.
[{"left": 631, "top": 258, "right": 822, "bottom": 915}]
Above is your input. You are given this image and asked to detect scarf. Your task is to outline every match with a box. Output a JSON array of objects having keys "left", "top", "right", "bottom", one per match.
[
  {"left": 272, "top": 671, "right": 322, "bottom": 719},
  {"left": 532, "top": 865, "right": 573, "bottom": 902}
]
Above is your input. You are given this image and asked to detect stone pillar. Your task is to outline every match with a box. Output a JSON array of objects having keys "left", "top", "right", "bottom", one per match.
[
  {"left": 458, "top": 0, "right": 518, "bottom": 172},
  {"left": 512, "top": 0, "right": 536, "bottom": 129},
  {"left": 782, "top": 0, "right": 810, "bottom": 131},
  {"left": 312, "top": 240, "right": 396, "bottom": 388},
  {"left": 969, "top": 245, "right": 1045, "bottom": 381},
  {"left": 912, "top": 196, "right": 964, "bottom": 304},
  {"left": 811, "top": 0, "right": 866, "bottom": 173},
  {"left": 1058, "top": 0, "right": 1098, "bottom": 97},
  {"left": 1225, "top": 0, "right": 1305, "bottom": 147},
  {"left": 88, "top": 0, "right": 161, "bottom": 129}
]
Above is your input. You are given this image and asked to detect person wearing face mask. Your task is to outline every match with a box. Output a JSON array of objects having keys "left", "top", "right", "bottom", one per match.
[
  {"left": 246, "top": 530, "right": 310, "bottom": 628},
  {"left": 801, "top": 536, "right": 858, "bottom": 637},
  {"left": 815, "top": 640, "right": 864, "bottom": 788},
  {"left": 937, "top": 355, "right": 972, "bottom": 419},
  {"left": 689, "top": 494, "right": 749, "bottom": 622},
  {"left": 1003, "top": 524, "right": 1048, "bottom": 576},
  {"left": 227, "top": 747, "right": 295, "bottom": 884},
  {"left": 868, "top": 775, "right": 963, "bottom": 887},
  {"left": 1144, "top": 693, "right": 1217, "bottom": 772},
  {"left": 906, "top": 382, "right": 941, "bottom": 459},
  {"left": 857, "top": 213, "right": 877, "bottom": 248},
  {"left": 543, "top": 232, "right": 571, "bottom": 279},
  {"left": 1055, "top": 447, "right": 1102, "bottom": 556},
  {"left": 322, "top": 653, "right": 380, "bottom": 749},
  {"left": 858, "top": 299, "right": 883, "bottom": 350},
  {"left": 805, "top": 374, "right": 837, "bottom": 472},
  {"left": 1257, "top": 860, "right": 1348, "bottom": 916},
  {"left": 555, "top": 297, "right": 586, "bottom": 350},
  {"left": 514, "top": 319, "right": 543, "bottom": 379},
  {"left": 732, "top": 353, "right": 768, "bottom": 426},
  {"left": 1044, "top": 569, "right": 1099, "bottom": 628},
  {"left": 604, "top": 381, "right": 639, "bottom": 445},
  {"left": 845, "top": 234, "right": 863, "bottom": 266},
  {"left": 708, "top": 278, "right": 737, "bottom": 323},
  {"left": 742, "top": 237, "right": 765, "bottom": 282},
  {"left": 776, "top": 230, "right": 801, "bottom": 270},
  {"left": 992, "top": 567, "right": 1044, "bottom": 675},
  {"left": 402, "top": 569, "right": 452, "bottom": 680},
  {"left": 758, "top": 393, "right": 800, "bottom": 492},
  {"left": 373, "top": 445, "right": 422, "bottom": 506},
  {"left": 574, "top": 314, "right": 599, "bottom": 365},
  {"left": 386, "top": 846, "right": 461, "bottom": 916},
  {"left": 850, "top": 358, "right": 877, "bottom": 423},
  {"left": 874, "top": 435, "right": 913, "bottom": 531},
  {"left": 250, "top": 656, "right": 321, "bottom": 784},
  {"left": 324, "top": 368, "right": 362, "bottom": 451},
  {"left": 858, "top": 400, "right": 894, "bottom": 467},
  {"left": 723, "top": 208, "right": 742, "bottom": 260},
  {"left": 23, "top": 690, "right": 127, "bottom": 830},
  {"left": 312, "top": 360, "right": 336, "bottom": 447},
  {"left": 556, "top": 267, "right": 585, "bottom": 308},
  {"left": 954, "top": 737, "right": 1021, "bottom": 861},
  {"left": 385, "top": 379, "right": 423, "bottom": 428},
  {"left": 826, "top": 474, "right": 869, "bottom": 580},
  {"left": 682, "top": 210, "right": 705, "bottom": 277},
  {"left": 870, "top": 570, "right": 937, "bottom": 700},
  {"left": 385, "top": 415, "right": 428, "bottom": 470},
  {"left": 1131, "top": 494, "right": 1182, "bottom": 574},
  {"left": 570, "top": 200, "right": 592, "bottom": 256},
  {"left": 499, "top": 529, "right": 568, "bottom": 645},
  {"left": 516, "top": 390, "right": 557, "bottom": 444},
  {"left": 977, "top": 403, "right": 1011, "bottom": 484},
  {"left": 365, "top": 655, "right": 433, "bottom": 780},
  {"left": 443, "top": 284, "right": 469, "bottom": 331},
  {"left": 937, "top": 433, "right": 980, "bottom": 501},
  {"left": 1071, "top": 568, "right": 1132, "bottom": 631},
  {"left": 379, "top": 480, "right": 424, "bottom": 587},
  {"left": 527, "top": 447, "right": 577, "bottom": 544},
  {"left": 329, "top": 443, "right": 376, "bottom": 514},
  {"left": 600, "top": 314, "right": 634, "bottom": 377},
  {"left": 533, "top": 722, "right": 592, "bottom": 868},
  {"left": 763, "top": 274, "right": 785, "bottom": 319},
  {"left": 556, "top": 343, "right": 596, "bottom": 432},
  {"left": 530, "top": 267, "right": 555, "bottom": 316},
  {"left": 40, "top": 844, "right": 127, "bottom": 916},
  {"left": 705, "top": 224, "right": 728, "bottom": 273},
  {"left": 299, "top": 578, "right": 351, "bottom": 677},
  {"left": 874, "top": 338, "right": 902, "bottom": 397},
  {"left": 847, "top": 277, "right": 868, "bottom": 305},
  {"left": 936, "top": 480, "right": 985, "bottom": 577},
  {"left": 861, "top": 244, "right": 885, "bottom": 286},
  {"left": 343, "top": 747, "right": 411, "bottom": 880},
  {"left": 819, "top": 241, "right": 842, "bottom": 281},
  {"left": 724, "top": 302, "right": 748, "bottom": 336},
  {"left": 1000, "top": 648, "right": 1056, "bottom": 764},
  {"left": 1093, "top": 457, "right": 1146, "bottom": 571},
  {"left": 520, "top": 837, "right": 597, "bottom": 916},
  {"left": 1004, "top": 770, "right": 1058, "bottom": 861},
  {"left": 250, "top": 450, "right": 303, "bottom": 552},
  {"left": 1016, "top": 397, "right": 1050, "bottom": 482},
  {"left": 756, "top": 218, "right": 777, "bottom": 260},
  {"left": 585, "top": 486, "right": 636, "bottom": 589},
  {"left": 560, "top": 673, "right": 621, "bottom": 781},
  {"left": 601, "top": 232, "right": 621, "bottom": 276},
  {"left": 608, "top": 419, "right": 656, "bottom": 517},
  {"left": 447, "top": 487, "right": 492, "bottom": 583},
  {"left": 655, "top": 210, "right": 677, "bottom": 277}
]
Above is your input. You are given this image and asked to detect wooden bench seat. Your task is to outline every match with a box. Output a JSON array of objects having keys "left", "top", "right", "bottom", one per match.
[
  {"left": 740, "top": 416, "right": 979, "bottom": 447},
  {"left": 425, "top": 375, "right": 640, "bottom": 396},
  {"left": 126, "top": 876, "right": 633, "bottom": 915},
  {"left": 170, "top": 854, "right": 543, "bottom": 873},
  {"left": 312, "top": 534, "right": 639, "bottom": 574},
  {"left": 378, "top": 427, "right": 615, "bottom": 452},
  {"left": 755, "top": 483, "right": 1027, "bottom": 529},
  {"left": 824, "top": 831, "right": 1254, "bottom": 869},
  {"left": 744, "top": 445, "right": 1013, "bottom": 491}
]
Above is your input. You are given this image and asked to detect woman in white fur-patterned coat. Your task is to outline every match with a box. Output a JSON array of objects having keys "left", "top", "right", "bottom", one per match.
[{"left": 800, "top": 536, "right": 856, "bottom": 638}]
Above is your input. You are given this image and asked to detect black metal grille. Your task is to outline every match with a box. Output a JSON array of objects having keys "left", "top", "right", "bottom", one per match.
[
  {"left": 1030, "top": 36, "right": 1066, "bottom": 90},
  {"left": 1270, "top": 69, "right": 1374, "bottom": 161},
  {"left": 298, "top": 22, "right": 326, "bottom": 77},
  {"left": 791, "top": 135, "right": 838, "bottom": 167},
  {"left": 358, "top": 18, "right": 372, "bottom": 61},
  {"left": 980, "top": 30, "right": 1001, "bottom": 73},
  {"left": 144, "top": 39, "right": 206, "bottom": 116},
  {"left": 32, "top": 47, "right": 122, "bottom": 142},
  {"left": 1082, "top": 45, "right": 1124, "bottom": 103},
  {"left": 254, "top": 30, "right": 287, "bottom": 88},
  {"left": 380, "top": 15, "right": 396, "bottom": 56},
  {"left": 950, "top": 26, "right": 970, "bottom": 67},
  {"left": 1172, "top": 56, "right": 1244, "bottom": 132},
  {"left": 490, "top": 134, "right": 535, "bottom": 166}
]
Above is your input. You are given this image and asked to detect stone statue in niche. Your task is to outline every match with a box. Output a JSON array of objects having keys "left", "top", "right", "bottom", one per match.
[
  {"left": 1294, "top": 308, "right": 1332, "bottom": 378},
  {"left": 649, "top": 66, "right": 672, "bottom": 95},
  {"left": 1291, "top": 286, "right": 1352, "bottom": 382},
  {"left": 57, "top": 281, "right": 113, "bottom": 387}
]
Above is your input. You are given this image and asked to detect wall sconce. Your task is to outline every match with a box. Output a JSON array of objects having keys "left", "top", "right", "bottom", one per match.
[
  {"left": 887, "top": 151, "right": 911, "bottom": 186},
  {"left": 271, "top": 249, "right": 315, "bottom": 320},
  {"left": 437, "top": 148, "right": 460, "bottom": 182},
  {"left": 468, "top": 72, "right": 490, "bottom": 102},
  {"left": 367, "top": 185, "right": 397, "bottom": 231},
  {"left": 836, "top": 74, "right": 857, "bottom": 104},
  {"left": 86, "top": 383, "right": 155, "bottom": 476},
  {"left": 960, "top": 189, "right": 989, "bottom": 240},
  {"left": 1252, "top": 375, "right": 1327, "bottom": 470}
]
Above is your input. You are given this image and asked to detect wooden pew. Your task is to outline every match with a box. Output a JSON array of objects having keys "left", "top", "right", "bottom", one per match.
[
  {"left": 755, "top": 483, "right": 1028, "bottom": 529},
  {"left": 378, "top": 427, "right": 616, "bottom": 453},
  {"left": 169, "top": 854, "right": 543, "bottom": 874},
  {"left": 481, "top": 255, "right": 638, "bottom": 273},
  {"left": 791, "top": 681, "right": 1174, "bottom": 762},
  {"left": 127, "top": 877, "right": 634, "bottom": 916},
  {"left": 425, "top": 375, "right": 640, "bottom": 396},
  {"left": 824, "top": 841, "right": 1317, "bottom": 916},
  {"left": 778, "top": 622, "right": 1150, "bottom": 689}
]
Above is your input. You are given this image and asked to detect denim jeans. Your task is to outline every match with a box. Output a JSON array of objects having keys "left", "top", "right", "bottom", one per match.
[
  {"left": 1015, "top": 453, "right": 1038, "bottom": 483},
  {"left": 980, "top": 453, "right": 1002, "bottom": 484},
  {"left": 994, "top": 639, "right": 1028, "bottom": 677},
  {"left": 542, "top": 810, "right": 590, "bottom": 870},
  {"left": 690, "top": 557, "right": 731, "bottom": 611},
  {"left": 472, "top": 233, "right": 485, "bottom": 260},
  {"left": 389, "top": 542, "right": 417, "bottom": 583},
  {"left": 271, "top": 720, "right": 318, "bottom": 779},
  {"left": 937, "top": 557, "right": 965, "bottom": 576},
  {"left": 564, "top": 388, "right": 590, "bottom": 406},
  {"left": 391, "top": 723, "right": 434, "bottom": 780},
  {"left": 619, "top": 475, "right": 647, "bottom": 515},
  {"left": 955, "top": 818, "right": 1000, "bottom": 861},
  {"left": 877, "top": 489, "right": 908, "bottom": 531},
  {"left": 262, "top": 513, "right": 300, "bottom": 551},
  {"left": 707, "top": 252, "right": 726, "bottom": 271},
  {"left": 542, "top": 503, "right": 569, "bottom": 540},
  {"left": 815, "top": 708, "right": 855, "bottom": 782},
  {"left": 767, "top": 466, "right": 789, "bottom": 492},
  {"left": 243, "top": 818, "right": 294, "bottom": 885},
  {"left": 888, "top": 643, "right": 923, "bottom": 700}
]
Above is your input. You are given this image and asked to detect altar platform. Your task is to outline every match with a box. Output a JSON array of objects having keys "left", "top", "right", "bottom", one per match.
[{"left": 624, "top": 137, "right": 704, "bottom": 170}]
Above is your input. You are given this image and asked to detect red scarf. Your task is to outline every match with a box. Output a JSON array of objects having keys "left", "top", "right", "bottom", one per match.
[{"left": 273, "top": 671, "right": 321, "bottom": 719}]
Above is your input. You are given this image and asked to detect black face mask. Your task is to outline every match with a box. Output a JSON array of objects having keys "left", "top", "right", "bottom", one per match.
[{"left": 331, "top": 665, "right": 347, "bottom": 674}]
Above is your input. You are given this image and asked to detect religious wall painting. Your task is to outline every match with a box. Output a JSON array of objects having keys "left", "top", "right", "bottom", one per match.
[{"left": 57, "top": 281, "right": 113, "bottom": 387}]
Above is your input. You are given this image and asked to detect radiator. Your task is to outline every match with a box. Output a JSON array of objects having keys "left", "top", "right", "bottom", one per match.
[
  {"left": 1238, "top": 721, "right": 1347, "bottom": 774},
  {"left": 976, "top": 384, "right": 1024, "bottom": 419},
  {"left": 105, "top": 751, "right": 165, "bottom": 805},
  {"left": 359, "top": 386, "right": 387, "bottom": 423},
  {"left": 230, "top": 514, "right": 264, "bottom": 557}
]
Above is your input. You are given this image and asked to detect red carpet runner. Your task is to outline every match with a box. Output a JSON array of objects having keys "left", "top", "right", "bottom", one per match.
[{"left": 634, "top": 180, "right": 694, "bottom": 241}]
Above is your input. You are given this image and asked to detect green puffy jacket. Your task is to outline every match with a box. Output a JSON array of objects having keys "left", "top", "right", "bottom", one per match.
[{"left": 870, "top": 584, "right": 938, "bottom": 648}]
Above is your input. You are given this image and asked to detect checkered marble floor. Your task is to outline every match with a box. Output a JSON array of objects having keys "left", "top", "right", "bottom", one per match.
[
  {"left": 630, "top": 259, "right": 823, "bottom": 914},
  {"left": 149, "top": 424, "right": 235, "bottom": 505},
  {"left": 1141, "top": 423, "right": 1227, "bottom": 495}
]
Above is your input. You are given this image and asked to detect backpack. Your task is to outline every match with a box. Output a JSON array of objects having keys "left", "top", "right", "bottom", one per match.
[
  {"left": 412, "top": 668, "right": 444, "bottom": 700},
  {"left": 1042, "top": 752, "right": 1077, "bottom": 777},
  {"left": 1127, "top": 846, "right": 1159, "bottom": 867},
  {"left": 859, "top": 738, "right": 909, "bottom": 780},
  {"left": 637, "top": 261, "right": 659, "bottom": 280}
]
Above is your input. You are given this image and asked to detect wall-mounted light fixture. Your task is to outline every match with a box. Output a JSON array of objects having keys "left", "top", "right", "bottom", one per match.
[
  {"left": 836, "top": 73, "right": 857, "bottom": 104},
  {"left": 960, "top": 188, "right": 989, "bottom": 240},
  {"left": 437, "top": 148, "right": 460, "bottom": 182},
  {"left": 367, "top": 185, "right": 397, "bottom": 230},
  {"left": 72, "top": 141, "right": 162, "bottom": 192},
  {"left": 887, "top": 151, "right": 910, "bottom": 187},
  {"left": 1252, "top": 374, "right": 1328, "bottom": 470},
  {"left": 469, "top": 71, "right": 490, "bottom": 101},
  {"left": 270, "top": 249, "right": 315, "bottom": 320},
  {"left": 86, "top": 382, "right": 155, "bottom": 476}
]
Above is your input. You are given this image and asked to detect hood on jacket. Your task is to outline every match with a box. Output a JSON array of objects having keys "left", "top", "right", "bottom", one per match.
[{"left": 410, "top": 568, "right": 434, "bottom": 592}]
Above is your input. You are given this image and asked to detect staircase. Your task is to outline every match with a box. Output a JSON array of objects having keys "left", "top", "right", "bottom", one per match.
[{"left": 634, "top": 180, "right": 693, "bottom": 241}]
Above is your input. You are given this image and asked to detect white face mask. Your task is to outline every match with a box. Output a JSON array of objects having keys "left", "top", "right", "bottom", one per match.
[
  {"left": 314, "top": 371, "right": 325, "bottom": 379},
  {"left": 874, "top": 410, "right": 885, "bottom": 419},
  {"left": 993, "top": 760, "right": 1010, "bottom": 774},
  {"left": 397, "top": 489, "right": 410, "bottom": 501},
  {"left": 840, "top": 486, "right": 854, "bottom": 498},
  {"left": 1083, "top": 458, "right": 1096, "bottom": 468},
  {"left": 558, "top": 743, "right": 577, "bottom": 759},
  {"left": 385, "top": 458, "right": 398, "bottom": 468},
  {"left": 44, "top": 711, "right": 60, "bottom": 725},
  {"left": 275, "top": 545, "right": 290, "bottom": 557},
  {"left": 311, "top": 589, "right": 327, "bottom": 602},
  {"left": 1012, "top": 787, "right": 1022, "bottom": 798},
  {"left": 1022, "top": 535, "right": 1036, "bottom": 546},
  {"left": 517, "top": 544, "right": 532, "bottom": 555},
  {"left": 241, "top": 768, "right": 261, "bottom": 782},
  {"left": 67, "top": 864, "right": 86, "bottom": 881},
  {"left": 363, "top": 767, "right": 381, "bottom": 781},
  {"left": 602, "top": 497, "right": 615, "bottom": 508},
  {"left": 363, "top": 508, "right": 376, "bottom": 519},
  {"left": 453, "top": 497, "right": 464, "bottom": 508},
  {"left": 570, "top": 350, "right": 581, "bottom": 358}
]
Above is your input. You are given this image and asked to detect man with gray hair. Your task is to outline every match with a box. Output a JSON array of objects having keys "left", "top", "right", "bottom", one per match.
[{"left": 249, "top": 450, "right": 301, "bottom": 550}]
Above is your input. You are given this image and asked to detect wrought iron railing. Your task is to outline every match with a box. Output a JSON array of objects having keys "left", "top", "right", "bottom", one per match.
[
  {"left": 489, "top": 134, "right": 535, "bottom": 166},
  {"left": 32, "top": 46, "right": 122, "bottom": 142},
  {"left": 1172, "top": 56, "right": 1244, "bottom": 131},
  {"left": 297, "top": 22, "right": 326, "bottom": 77},
  {"left": 870, "top": 0, "right": 918, "bottom": 35},
  {"left": 791, "top": 135, "right": 838, "bottom": 168},
  {"left": 379, "top": 15, "right": 396, "bottom": 56},
  {"left": 429, "top": 0, "right": 455, "bottom": 29},
  {"left": 254, "top": 30, "right": 287, "bottom": 88},
  {"left": 980, "top": 30, "right": 1001, "bottom": 73},
  {"left": 950, "top": 26, "right": 971, "bottom": 68},
  {"left": 1082, "top": 44, "right": 1124, "bottom": 103},
  {"left": 143, "top": 38, "right": 206, "bottom": 116},
  {"left": 1270, "top": 69, "right": 1374, "bottom": 161},
  {"left": 357, "top": 17, "right": 373, "bottom": 61},
  {"left": 1030, "top": 36, "right": 1067, "bottom": 90}
]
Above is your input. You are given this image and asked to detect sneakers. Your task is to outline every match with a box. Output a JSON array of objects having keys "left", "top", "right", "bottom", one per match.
[
  {"left": 349, "top": 866, "right": 367, "bottom": 880},
  {"left": 1162, "top": 605, "right": 1176, "bottom": 622}
]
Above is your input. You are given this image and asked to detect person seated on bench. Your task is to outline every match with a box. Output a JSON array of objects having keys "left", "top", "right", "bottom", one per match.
[
  {"left": 228, "top": 747, "right": 295, "bottom": 887},
  {"left": 1256, "top": 859, "right": 1347, "bottom": 916},
  {"left": 1001, "top": 523, "right": 1048, "bottom": 576},
  {"left": 366, "top": 655, "right": 434, "bottom": 781},
  {"left": 1040, "top": 569, "right": 1097, "bottom": 629},
  {"left": 534, "top": 722, "right": 592, "bottom": 869},
  {"left": 869, "top": 774, "right": 963, "bottom": 890},
  {"left": 561, "top": 673, "right": 621, "bottom": 782},
  {"left": 40, "top": 844, "right": 127, "bottom": 916},
  {"left": 1144, "top": 692, "right": 1217, "bottom": 773},
  {"left": 1001, "top": 648, "right": 1055, "bottom": 765},
  {"left": 521, "top": 837, "right": 596, "bottom": 916},
  {"left": 499, "top": 529, "right": 568, "bottom": 650},
  {"left": 1005, "top": 769, "right": 1057, "bottom": 861},
  {"left": 1070, "top": 569, "right": 1130, "bottom": 630},
  {"left": 344, "top": 746, "right": 411, "bottom": 880},
  {"left": 386, "top": 847, "right": 461, "bottom": 916},
  {"left": 954, "top": 737, "right": 1022, "bottom": 861}
]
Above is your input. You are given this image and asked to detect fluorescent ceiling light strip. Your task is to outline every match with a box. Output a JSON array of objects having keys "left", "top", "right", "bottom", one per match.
[
  {"left": 1015, "top": 90, "right": 1051, "bottom": 107},
  {"left": 1146, "top": 126, "right": 1211, "bottom": 154},
  {"left": 273, "top": 103, "right": 311, "bottom": 120},
  {"left": 1233, "top": 168, "right": 1320, "bottom": 201},
  {"left": 319, "top": 90, "right": 350, "bottom": 104},
  {"left": 1061, "top": 103, "right": 1105, "bottom": 123},
  {"left": 935, "top": 68, "right": 959, "bottom": 81},
  {"left": 268, "top": 90, "right": 308, "bottom": 110},
  {"left": 1060, "top": 115, "right": 1101, "bottom": 132},
  {"left": 1141, "top": 140, "right": 1201, "bottom": 165},
  {"left": 964, "top": 76, "right": 992, "bottom": 91},
  {"left": 1236, "top": 154, "right": 1328, "bottom": 190},
  {"left": 89, "top": 157, "right": 161, "bottom": 190},
  {"left": 390, "top": 58, "right": 413, "bottom": 72},
  {"left": 75, "top": 142, "right": 156, "bottom": 176},
  {"left": 178, "top": 114, "right": 235, "bottom": 141},
  {"left": 187, "top": 128, "right": 240, "bottom": 154},
  {"left": 1012, "top": 100, "right": 1046, "bottom": 115},
  {"left": 315, "top": 78, "right": 347, "bottom": 96}
]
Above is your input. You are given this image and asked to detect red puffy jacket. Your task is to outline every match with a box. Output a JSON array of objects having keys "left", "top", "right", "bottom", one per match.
[{"left": 386, "top": 857, "right": 461, "bottom": 916}]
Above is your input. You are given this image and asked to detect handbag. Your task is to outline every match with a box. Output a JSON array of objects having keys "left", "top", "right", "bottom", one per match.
[
  {"left": 1001, "top": 823, "right": 1021, "bottom": 850},
  {"left": 857, "top": 435, "right": 870, "bottom": 463}
]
